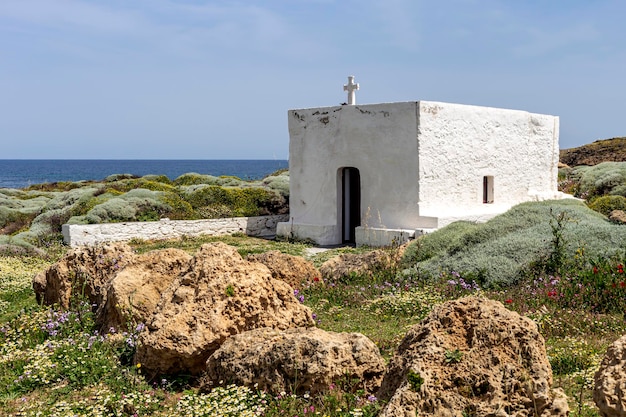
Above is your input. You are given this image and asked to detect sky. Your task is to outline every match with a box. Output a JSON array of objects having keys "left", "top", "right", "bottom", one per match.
[{"left": 1, "top": 0, "right": 624, "bottom": 159}]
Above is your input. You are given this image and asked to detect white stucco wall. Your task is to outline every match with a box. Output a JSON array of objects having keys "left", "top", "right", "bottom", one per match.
[
  {"left": 417, "top": 101, "right": 560, "bottom": 220},
  {"left": 278, "top": 100, "right": 560, "bottom": 246},
  {"left": 63, "top": 215, "right": 288, "bottom": 247},
  {"left": 282, "top": 102, "right": 421, "bottom": 245}
]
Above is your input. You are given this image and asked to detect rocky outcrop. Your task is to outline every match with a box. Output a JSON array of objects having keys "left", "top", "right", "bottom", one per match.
[
  {"left": 99, "top": 248, "right": 192, "bottom": 331},
  {"left": 319, "top": 249, "right": 396, "bottom": 282},
  {"left": 33, "top": 242, "right": 135, "bottom": 310},
  {"left": 594, "top": 334, "right": 626, "bottom": 416},
  {"left": 202, "top": 327, "right": 385, "bottom": 395},
  {"left": 609, "top": 209, "right": 626, "bottom": 224},
  {"left": 246, "top": 250, "right": 321, "bottom": 289},
  {"left": 378, "top": 296, "right": 568, "bottom": 417},
  {"left": 560, "top": 137, "right": 626, "bottom": 166},
  {"left": 135, "top": 243, "right": 316, "bottom": 376}
]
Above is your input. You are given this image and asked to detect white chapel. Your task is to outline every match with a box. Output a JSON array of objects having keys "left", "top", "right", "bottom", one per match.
[{"left": 276, "top": 76, "right": 562, "bottom": 247}]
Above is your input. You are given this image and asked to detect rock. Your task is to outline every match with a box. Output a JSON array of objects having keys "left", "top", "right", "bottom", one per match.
[
  {"left": 609, "top": 209, "right": 626, "bottom": 224},
  {"left": 246, "top": 250, "right": 322, "bottom": 289},
  {"left": 378, "top": 296, "right": 568, "bottom": 417},
  {"left": 33, "top": 242, "right": 135, "bottom": 310},
  {"left": 319, "top": 249, "right": 397, "bottom": 282},
  {"left": 201, "top": 327, "right": 385, "bottom": 395},
  {"left": 135, "top": 242, "right": 316, "bottom": 376},
  {"left": 594, "top": 334, "right": 626, "bottom": 416},
  {"left": 99, "top": 248, "right": 192, "bottom": 332}
]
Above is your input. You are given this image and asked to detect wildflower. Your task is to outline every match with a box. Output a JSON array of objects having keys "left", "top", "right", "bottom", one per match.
[
  {"left": 313, "top": 276, "right": 320, "bottom": 282},
  {"left": 136, "top": 363, "right": 141, "bottom": 369},
  {"left": 367, "top": 394, "right": 377, "bottom": 402},
  {"left": 593, "top": 267, "right": 599, "bottom": 274},
  {"left": 505, "top": 299, "right": 513, "bottom": 304},
  {"left": 618, "top": 264, "right": 624, "bottom": 274}
]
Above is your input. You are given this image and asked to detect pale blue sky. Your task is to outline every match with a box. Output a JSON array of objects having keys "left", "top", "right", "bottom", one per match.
[{"left": 1, "top": 0, "right": 624, "bottom": 159}]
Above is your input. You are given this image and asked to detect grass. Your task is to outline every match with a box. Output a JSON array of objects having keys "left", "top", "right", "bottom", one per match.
[{"left": 1, "top": 221, "right": 626, "bottom": 416}]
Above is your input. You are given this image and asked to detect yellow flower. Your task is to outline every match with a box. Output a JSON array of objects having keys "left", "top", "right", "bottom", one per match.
[{"left": 136, "top": 363, "right": 141, "bottom": 368}]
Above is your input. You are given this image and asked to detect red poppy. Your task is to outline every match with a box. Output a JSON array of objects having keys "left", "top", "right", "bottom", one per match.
[
  {"left": 547, "top": 290, "right": 558, "bottom": 298},
  {"left": 618, "top": 264, "right": 624, "bottom": 274},
  {"left": 593, "top": 267, "right": 599, "bottom": 274},
  {"left": 313, "top": 276, "right": 320, "bottom": 282},
  {"left": 505, "top": 299, "right": 513, "bottom": 304},
  {"left": 620, "top": 282, "right": 626, "bottom": 288}
]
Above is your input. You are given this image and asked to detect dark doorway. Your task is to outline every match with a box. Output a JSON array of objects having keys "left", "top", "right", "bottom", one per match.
[
  {"left": 342, "top": 167, "right": 361, "bottom": 243},
  {"left": 483, "top": 176, "right": 494, "bottom": 203}
]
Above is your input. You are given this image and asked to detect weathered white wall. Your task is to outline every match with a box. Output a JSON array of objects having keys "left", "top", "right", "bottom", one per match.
[
  {"left": 63, "top": 215, "right": 289, "bottom": 247},
  {"left": 280, "top": 103, "right": 421, "bottom": 245},
  {"left": 278, "top": 100, "right": 560, "bottom": 246},
  {"left": 417, "top": 101, "right": 560, "bottom": 220}
]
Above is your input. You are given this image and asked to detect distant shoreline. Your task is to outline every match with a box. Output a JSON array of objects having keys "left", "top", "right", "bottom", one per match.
[{"left": 0, "top": 159, "right": 288, "bottom": 190}]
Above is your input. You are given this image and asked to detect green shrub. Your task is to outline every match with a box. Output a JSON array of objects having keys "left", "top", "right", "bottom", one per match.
[
  {"left": 104, "top": 173, "right": 138, "bottom": 182},
  {"left": 184, "top": 185, "right": 284, "bottom": 218},
  {"left": 588, "top": 195, "right": 626, "bottom": 216},
  {"left": 84, "top": 189, "right": 170, "bottom": 223},
  {"left": 401, "top": 221, "right": 479, "bottom": 265},
  {"left": 571, "top": 162, "right": 626, "bottom": 198},
  {"left": 262, "top": 171, "right": 290, "bottom": 197},
  {"left": 159, "top": 192, "right": 195, "bottom": 220},
  {"left": 406, "top": 200, "right": 626, "bottom": 287},
  {"left": 173, "top": 173, "right": 220, "bottom": 186},
  {"left": 0, "top": 207, "right": 37, "bottom": 234},
  {"left": 104, "top": 178, "right": 176, "bottom": 194},
  {"left": 141, "top": 174, "right": 172, "bottom": 184}
]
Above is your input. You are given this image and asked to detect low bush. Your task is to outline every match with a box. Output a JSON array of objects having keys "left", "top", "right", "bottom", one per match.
[
  {"left": 571, "top": 162, "right": 626, "bottom": 199},
  {"left": 104, "top": 178, "right": 177, "bottom": 194},
  {"left": 587, "top": 195, "right": 626, "bottom": 216},
  {"left": 84, "top": 189, "right": 171, "bottom": 223},
  {"left": 403, "top": 200, "right": 626, "bottom": 287}
]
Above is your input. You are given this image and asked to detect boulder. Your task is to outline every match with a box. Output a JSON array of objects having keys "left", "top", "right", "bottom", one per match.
[
  {"left": 99, "top": 248, "right": 192, "bottom": 332},
  {"left": 201, "top": 327, "right": 385, "bottom": 395},
  {"left": 135, "top": 242, "right": 316, "bottom": 376},
  {"left": 378, "top": 296, "right": 568, "bottom": 417},
  {"left": 246, "top": 250, "right": 322, "bottom": 289},
  {"left": 594, "top": 334, "right": 626, "bottom": 416},
  {"left": 609, "top": 209, "right": 626, "bottom": 224},
  {"left": 319, "top": 249, "right": 395, "bottom": 282},
  {"left": 33, "top": 242, "right": 135, "bottom": 310}
]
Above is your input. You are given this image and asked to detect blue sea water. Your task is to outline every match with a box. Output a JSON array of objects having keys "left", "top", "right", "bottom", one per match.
[{"left": 0, "top": 160, "right": 288, "bottom": 189}]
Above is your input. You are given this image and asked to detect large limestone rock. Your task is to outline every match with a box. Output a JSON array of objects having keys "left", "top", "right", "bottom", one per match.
[
  {"left": 202, "top": 327, "right": 385, "bottom": 395},
  {"left": 135, "top": 242, "right": 316, "bottom": 376},
  {"left": 246, "top": 250, "right": 321, "bottom": 289},
  {"left": 99, "top": 248, "right": 192, "bottom": 331},
  {"left": 609, "top": 209, "right": 626, "bottom": 224},
  {"left": 378, "top": 296, "right": 568, "bottom": 417},
  {"left": 33, "top": 242, "right": 135, "bottom": 310},
  {"left": 319, "top": 249, "right": 395, "bottom": 282},
  {"left": 594, "top": 334, "right": 626, "bottom": 416}
]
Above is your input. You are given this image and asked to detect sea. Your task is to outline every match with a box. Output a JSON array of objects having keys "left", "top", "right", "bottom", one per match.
[{"left": 0, "top": 160, "right": 288, "bottom": 190}]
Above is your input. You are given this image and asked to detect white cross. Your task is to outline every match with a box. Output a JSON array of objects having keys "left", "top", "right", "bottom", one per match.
[{"left": 343, "top": 75, "right": 359, "bottom": 105}]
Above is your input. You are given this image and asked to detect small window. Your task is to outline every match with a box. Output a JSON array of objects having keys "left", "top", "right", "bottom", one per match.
[{"left": 483, "top": 176, "right": 494, "bottom": 204}]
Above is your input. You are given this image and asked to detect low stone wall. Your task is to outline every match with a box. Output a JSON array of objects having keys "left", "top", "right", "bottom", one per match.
[{"left": 62, "top": 215, "right": 290, "bottom": 247}]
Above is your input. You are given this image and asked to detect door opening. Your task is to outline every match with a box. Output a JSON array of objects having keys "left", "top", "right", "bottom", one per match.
[
  {"left": 342, "top": 167, "right": 361, "bottom": 243},
  {"left": 483, "top": 176, "right": 494, "bottom": 203}
]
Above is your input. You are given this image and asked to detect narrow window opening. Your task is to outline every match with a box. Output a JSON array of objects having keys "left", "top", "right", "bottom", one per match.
[{"left": 483, "top": 176, "right": 494, "bottom": 203}]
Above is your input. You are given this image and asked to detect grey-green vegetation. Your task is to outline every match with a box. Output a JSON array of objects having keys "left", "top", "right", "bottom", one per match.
[
  {"left": 401, "top": 199, "right": 626, "bottom": 287},
  {"left": 0, "top": 170, "right": 289, "bottom": 252},
  {"left": 560, "top": 161, "right": 626, "bottom": 199}
]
